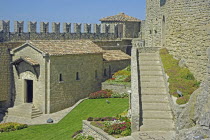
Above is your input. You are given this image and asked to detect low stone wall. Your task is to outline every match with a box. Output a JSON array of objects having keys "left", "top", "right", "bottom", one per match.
[
  {"left": 83, "top": 120, "right": 116, "bottom": 140},
  {"left": 102, "top": 83, "right": 130, "bottom": 93}
]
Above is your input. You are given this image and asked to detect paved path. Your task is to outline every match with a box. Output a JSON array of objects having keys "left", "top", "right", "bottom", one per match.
[{"left": 3, "top": 98, "right": 86, "bottom": 125}]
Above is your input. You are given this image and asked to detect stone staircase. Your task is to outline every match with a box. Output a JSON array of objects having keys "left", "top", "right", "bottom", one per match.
[
  {"left": 132, "top": 52, "right": 175, "bottom": 140},
  {"left": 7, "top": 103, "right": 42, "bottom": 119}
]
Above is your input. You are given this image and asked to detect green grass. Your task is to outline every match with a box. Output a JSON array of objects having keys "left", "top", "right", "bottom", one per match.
[
  {"left": 160, "top": 48, "right": 200, "bottom": 104},
  {"left": 0, "top": 98, "right": 128, "bottom": 140}
]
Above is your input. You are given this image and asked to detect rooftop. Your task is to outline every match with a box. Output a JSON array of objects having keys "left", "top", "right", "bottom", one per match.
[
  {"left": 22, "top": 40, "right": 104, "bottom": 56},
  {"left": 100, "top": 13, "right": 141, "bottom": 22},
  {"left": 103, "top": 50, "right": 131, "bottom": 61}
]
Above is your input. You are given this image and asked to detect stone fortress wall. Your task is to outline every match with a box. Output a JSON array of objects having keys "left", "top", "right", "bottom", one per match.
[
  {"left": 0, "top": 20, "right": 122, "bottom": 42},
  {"left": 143, "top": 0, "right": 210, "bottom": 81}
]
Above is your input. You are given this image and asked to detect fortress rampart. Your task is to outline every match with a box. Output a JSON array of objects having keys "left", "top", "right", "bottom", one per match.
[
  {"left": 143, "top": 0, "right": 210, "bottom": 81},
  {"left": 0, "top": 20, "right": 123, "bottom": 42}
]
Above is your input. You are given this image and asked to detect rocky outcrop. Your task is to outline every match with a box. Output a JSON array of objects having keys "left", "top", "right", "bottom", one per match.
[{"left": 176, "top": 82, "right": 210, "bottom": 139}]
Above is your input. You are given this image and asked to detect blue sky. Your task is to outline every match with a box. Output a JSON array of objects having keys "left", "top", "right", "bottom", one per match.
[{"left": 0, "top": 0, "right": 145, "bottom": 31}]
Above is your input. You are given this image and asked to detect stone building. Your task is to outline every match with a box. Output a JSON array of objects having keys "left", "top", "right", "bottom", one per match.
[
  {"left": 103, "top": 50, "right": 131, "bottom": 79},
  {"left": 10, "top": 40, "right": 104, "bottom": 114},
  {"left": 0, "top": 39, "right": 131, "bottom": 121},
  {"left": 100, "top": 13, "right": 141, "bottom": 38}
]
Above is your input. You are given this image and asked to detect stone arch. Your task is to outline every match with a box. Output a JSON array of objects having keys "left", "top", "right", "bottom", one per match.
[{"left": 162, "top": 15, "right": 166, "bottom": 47}]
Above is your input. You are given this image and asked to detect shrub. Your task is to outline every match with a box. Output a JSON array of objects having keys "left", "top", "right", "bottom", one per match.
[
  {"left": 72, "top": 130, "right": 83, "bottom": 138},
  {"left": 93, "top": 118, "right": 102, "bottom": 121},
  {"left": 0, "top": 122, "right": 28, "bottom": 133},
  {"left": 87, "top": 117, "right": 93, "bottom": 121},
  {"left": 111, "top": 93, "right": 122, "bottom": 98},
  {"left": 74, "top": 134, "right": 94, "bottom": 140},
  {"left": 104, "top": 122, "right": 131, "bottom": 135},
  {"left": 176, "top": 95, "right": 190, "bottom": 105},
  {"left": 123, "top": 75, "right": 131, "bottom": 82},
  {"left": 90, "top": 121, "right": 105, "bottom": 130},
  {"left": 89, "top": 90, "right": 112, "bottom": 99},
  {"left": 121, "top": 129, "right": 131, "bottom": 136}
]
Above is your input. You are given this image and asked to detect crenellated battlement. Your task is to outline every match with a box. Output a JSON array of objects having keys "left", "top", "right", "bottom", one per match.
[
  {"left": 0, "top": 20, "right": 119, "bottom": 34},
  {"left": 0, "top": 20, "right": 122, "bottom": 42}
]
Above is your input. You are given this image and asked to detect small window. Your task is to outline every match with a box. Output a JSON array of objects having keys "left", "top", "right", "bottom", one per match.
[
  {"left": 150, "top": 30, "right": 152, "bottom": 34},
  {"left": 95, "top": 70, "right": 98, "bottom": 79},
  {"left": 76, "top": 72, "right": 80, "bottom": 80},
  {"left": 59, "top": 74, "right": 63, "bottom": 82},
  {"left": 104, "top": 69, "right": 107, "bottom": 76},
  {"left": 155, "top": 30, "right": 157, "bottom": 34}
]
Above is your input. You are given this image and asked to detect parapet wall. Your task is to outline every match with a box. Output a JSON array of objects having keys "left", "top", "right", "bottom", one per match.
[{"left": 0, "top": 20, "right": 121, "bottom": 42}]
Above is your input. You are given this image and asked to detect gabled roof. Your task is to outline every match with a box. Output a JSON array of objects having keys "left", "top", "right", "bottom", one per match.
[
  {"left": 103, "top": 50, "right": 131, "bottom": 61},
  {"left": 100, "top": 13, "right": 141, "bottom": 22},
  {"left": 12, "top": 57, "right": 39, "bottom": 66},
  {"left": 12, "top": 40, "right": 104, "bottom": 56}
]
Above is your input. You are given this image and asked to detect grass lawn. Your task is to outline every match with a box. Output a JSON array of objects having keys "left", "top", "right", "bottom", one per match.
[{"left": 0, "top": 98, "right": 128, "bottom": 140}]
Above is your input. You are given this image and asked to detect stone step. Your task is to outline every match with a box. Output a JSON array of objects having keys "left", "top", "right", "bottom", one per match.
[
  {"left": 142, "top": 95, "right": 169, "bottom": 103},
  {"left": 141, "top": 75, "right": 164, "bottom": 82},
  {"left": 132, "top": 131, "right": 175, "bottom": 140},
  {"left": 139, "top": 56, "right": 160, "bottom": 61},
  {"left": 140, "top": 66, "right": 162, "bottom": 71},
  {"left": 140, "top": 119, "right": 175, "bottom": 131},
  {"left": 143, "top": 111, "right": 173, "bottom": 119},
  {"left": 31, "top": 114, "right": 42, "bottom": 119},
  {"left": 141, "top": 82, "right": 166, "bottom": 88},
  {"left": 139, "top": 61, "right": 161, "bottom": 66},
  {"left": 141, "top": 88, "right": 167, "bottom": 95},
  {"left": 142, "top": 103, "right": 171, "bottom": 111},
  {"left": 139, "top": 53, "right": 159, "bottom": 57},
  {"left": 140, "top": 71, "right": 163, "bottom": 76}
]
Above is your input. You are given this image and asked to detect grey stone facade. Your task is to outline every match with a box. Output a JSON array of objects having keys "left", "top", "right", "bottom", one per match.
[
  {"left": 10, "top": 40, "right": 104, "bottom": 114},
  {"left": 144, "top": 0, "right": 210, "bottom": 81}
]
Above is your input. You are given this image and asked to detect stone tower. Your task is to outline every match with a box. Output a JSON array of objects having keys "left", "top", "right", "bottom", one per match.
[{"left": 144, "top": 0, "right": 167, "bottom": 48}]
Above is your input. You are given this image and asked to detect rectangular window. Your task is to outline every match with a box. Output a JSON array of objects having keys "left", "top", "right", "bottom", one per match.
[
  {"left": 95, "top": 70, "right": 98, "bottom": 79},
  {"left": 76, "top": 72, "right": 80, "bottom": 80},
  {"left": 59, "top": 74, "right": 63, "bottom": 82}
]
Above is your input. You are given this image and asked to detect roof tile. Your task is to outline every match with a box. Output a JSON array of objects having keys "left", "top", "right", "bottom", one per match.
[{"left": 100, "top": 13, "right": 141, "bottom": 22}]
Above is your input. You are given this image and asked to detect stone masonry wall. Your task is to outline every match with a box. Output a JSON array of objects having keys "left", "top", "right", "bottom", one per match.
[
  {"left": 145, "top": 0, "right": 210, "bottom": 81},
  {"left": 164, "top": 0, "right": 210, "bottom": 81},
  {"left": 0, "top": 42, "right": 23, "bottom": 108},
  {"left": 49, "top": 54, "right": 103, "bottom": 113}
]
